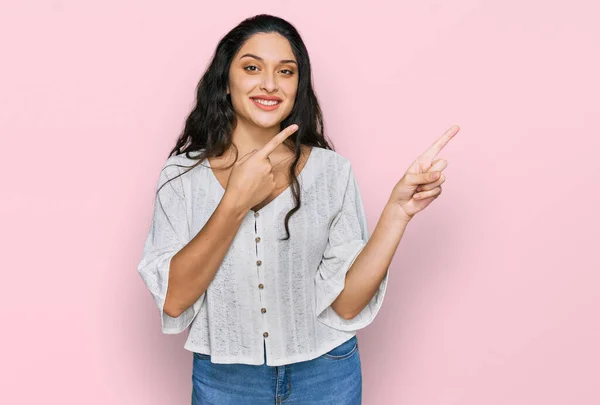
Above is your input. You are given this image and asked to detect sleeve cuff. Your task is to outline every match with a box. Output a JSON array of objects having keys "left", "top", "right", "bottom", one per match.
[
  {"left": 315, "top": 241, "right": 389, "bottom": 332},
  {"left": 141, "top": 250, "right": 204, "bottom": 335}
]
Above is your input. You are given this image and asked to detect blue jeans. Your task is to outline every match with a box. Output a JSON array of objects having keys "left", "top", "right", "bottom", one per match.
[{"left": 191, "top": 335, "right": 361, "bottom": 404}]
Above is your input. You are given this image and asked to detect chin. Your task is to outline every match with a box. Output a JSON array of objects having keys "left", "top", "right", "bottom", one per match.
[{"left": 251, "top": 117, "right": 282, "bottom": 129}]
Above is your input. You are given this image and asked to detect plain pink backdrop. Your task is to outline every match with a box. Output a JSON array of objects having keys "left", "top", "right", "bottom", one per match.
[{"left": 1, "top": 1, "right": 599, "bottom": 404}]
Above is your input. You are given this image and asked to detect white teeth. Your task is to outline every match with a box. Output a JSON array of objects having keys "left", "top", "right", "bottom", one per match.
[{"left": 253, "top": 98, "right": 280, "bottom": 106}]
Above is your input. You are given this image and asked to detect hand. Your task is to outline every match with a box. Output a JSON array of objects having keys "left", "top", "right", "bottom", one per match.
[
  {"left": 388, "top": 125, "right": 459, "bottom": 222},
  {"left": 224, "top": 124, "right": 299, "bottom": 212}
]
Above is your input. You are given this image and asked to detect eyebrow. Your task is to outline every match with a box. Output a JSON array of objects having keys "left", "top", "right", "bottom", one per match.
[{"left": 239, "top": 53, "right": 297, "bottom": 66}]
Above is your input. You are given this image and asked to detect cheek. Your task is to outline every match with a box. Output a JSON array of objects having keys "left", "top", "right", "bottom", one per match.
[
  {"left": 234, "top": 73, "right": 261, "bottom": 90},
  {"left": 228, "top": 73, "right": 255, "bottom": 97},
  {"left": 283, "top": 83, "right": 298, "bottom": 107},
  {"left": 228, "top": 90, "right": 244, "bottom": 111},
  {"left": 229, "top": 84, "right": 253, "bottom": 110},
  {"left": 285, "top": 94, "right": 297, "bottom": 111}
]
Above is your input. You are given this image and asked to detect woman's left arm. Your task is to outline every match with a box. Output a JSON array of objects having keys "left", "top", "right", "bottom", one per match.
[
  {"left": 331, "top": 125, "right": 459, "bottom": 319},
  {"left": 330, "top": 203, "right": 410, "bottom": 319}
]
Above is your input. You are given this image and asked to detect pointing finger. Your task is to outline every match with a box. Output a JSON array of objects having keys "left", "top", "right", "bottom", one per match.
[
  {"left": 420, "top": 125, "right": 459, "bottom": 162},
  {"left": 258, "top": 124, "right": 299, "bottom": 159}
]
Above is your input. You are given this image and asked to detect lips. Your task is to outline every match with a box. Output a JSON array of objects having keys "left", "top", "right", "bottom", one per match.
[
  {"left": 250, "top": 96, "right": 282, "bottom": 111},
  {"left": 250, "top": 95, "right": 282, "bottom": 101}
]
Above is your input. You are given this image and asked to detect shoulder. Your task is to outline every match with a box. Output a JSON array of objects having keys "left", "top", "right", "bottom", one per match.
[
  {"left": 310, "top": 147, "right": 357, "bottom": 200},
  {"left": 160, "top": 150, "right": 206, "bottom": 176},
  {"left": 163, "top": 150, "right": 204, "bottom": 168},
  {"left": 155, "top": 150, "right": 207, "bottom": 193},
  {"left": 311, "top": 147, "right": 353, "bottom": 176}
]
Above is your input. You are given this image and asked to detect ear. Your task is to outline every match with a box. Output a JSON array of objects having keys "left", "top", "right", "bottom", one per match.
[{"left": 226, "top": 85, "right": 230, "bottom": 95}]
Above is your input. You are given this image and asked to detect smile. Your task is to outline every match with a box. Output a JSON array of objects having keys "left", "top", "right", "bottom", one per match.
[{"left": 250, "top": 97, "right": 282, "bottom": 111}]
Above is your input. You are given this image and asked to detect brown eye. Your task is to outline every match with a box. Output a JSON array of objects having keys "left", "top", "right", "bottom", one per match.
[
  {"left": 281, "top": 69, "right": 294, "bottom": 75},
  {"left": 244, "top": 66, "right": 258, "bottom": 72}
]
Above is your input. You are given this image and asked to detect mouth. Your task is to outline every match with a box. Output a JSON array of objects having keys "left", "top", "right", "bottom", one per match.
[{"left": 250, "top": 96, "right": 282, "bottom": 111}]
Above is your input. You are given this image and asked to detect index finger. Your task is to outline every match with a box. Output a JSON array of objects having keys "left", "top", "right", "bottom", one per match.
[
  {"left": 258, "top": 124, "right": 299, "bottom": 158},
  {"left": 420, "top": 125, "right": 459, "bottom": 161}
]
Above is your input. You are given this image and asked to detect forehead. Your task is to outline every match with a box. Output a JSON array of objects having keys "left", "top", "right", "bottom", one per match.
[{"left": 236, "top": 32, "right": 295, "bottom": 62}]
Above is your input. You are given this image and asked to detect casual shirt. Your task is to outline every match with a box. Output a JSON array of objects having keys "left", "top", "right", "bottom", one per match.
[{"left": 137, "top": 146, "right": 389, "bottom": 366}]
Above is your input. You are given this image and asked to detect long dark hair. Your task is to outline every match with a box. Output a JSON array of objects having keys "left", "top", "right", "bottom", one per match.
[{"left": 158, "top": 14, "right": 334, "bottom": 240}]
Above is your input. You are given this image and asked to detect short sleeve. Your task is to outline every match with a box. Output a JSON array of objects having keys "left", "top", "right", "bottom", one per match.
[
  {"left": 314, "top": 162, "right": 389, "bottom": 332},
  {"left": 137, "top": 158, "right": 205, "bottom": 334}
]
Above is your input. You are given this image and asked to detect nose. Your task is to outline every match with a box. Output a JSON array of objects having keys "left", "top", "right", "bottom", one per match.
[{"left": 259, "top": 71, "right": 278, "bottom": 93}]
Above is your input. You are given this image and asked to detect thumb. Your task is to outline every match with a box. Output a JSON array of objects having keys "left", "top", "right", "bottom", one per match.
[
  {"left": 407, "top": 171, "right": 440, "bottom": 186},
  {"left": 422, "top": 171, "right": 441, "bottom": 183}
]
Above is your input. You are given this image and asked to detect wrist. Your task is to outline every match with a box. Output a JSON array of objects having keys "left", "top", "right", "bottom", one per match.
[
  {"left": 219, "top": 191, "right": 250, "bottom": 221},
  {"left": 384, "top": 201, "right": 413, "bottom": 225}
]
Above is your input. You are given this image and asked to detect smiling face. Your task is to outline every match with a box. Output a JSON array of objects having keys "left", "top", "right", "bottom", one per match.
[{"left": 227, "top": 32, "right": 299, "bottom": 131}]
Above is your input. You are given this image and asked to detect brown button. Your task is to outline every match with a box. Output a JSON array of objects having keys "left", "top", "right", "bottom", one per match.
[
  {"left": 256, "top": 260, "right": 262, "bottom": 266},
  {"left": 255, "top": 237, "right": 261, "bottom": 243},
  {"left": 263, "top": 332, "right": 269, "bottom": 338},
  {"left": 261, "top": 308, "right": 267, "bottom": 314},
  {"left": 254, "top": 212, "right": 260, "bottom": 218},
  {"left": 258, "top": 284, "right": 264, "bottom": 289}
]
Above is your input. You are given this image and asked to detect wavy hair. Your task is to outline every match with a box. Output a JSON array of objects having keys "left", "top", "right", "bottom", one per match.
[{"left": 158, "top": 14, "right": 334, "bottom": 240}]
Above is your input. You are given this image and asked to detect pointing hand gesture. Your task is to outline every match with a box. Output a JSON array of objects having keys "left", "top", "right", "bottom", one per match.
[
  {"left": 225, "top": 124, "right": 299, "bottom": 212},
  {"left": 389, "top": 125, "right": 459, "bottom": 222}
]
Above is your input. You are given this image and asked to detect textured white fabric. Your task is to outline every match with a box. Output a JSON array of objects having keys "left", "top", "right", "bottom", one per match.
[{"left": 137, "top": 146, "right": 389, "bottom": 366}]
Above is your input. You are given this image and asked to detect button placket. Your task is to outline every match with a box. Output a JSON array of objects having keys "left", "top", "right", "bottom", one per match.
[{"left": 254, "top": 211, "right": 269, "bottom": 342}]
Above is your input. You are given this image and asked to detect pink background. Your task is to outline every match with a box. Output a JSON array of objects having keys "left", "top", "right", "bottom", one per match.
[{"left": 1, "top": 1, "right": 599, "bottom": 404}]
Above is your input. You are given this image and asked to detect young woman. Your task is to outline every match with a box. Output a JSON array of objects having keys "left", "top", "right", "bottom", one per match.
[{"left": 137, "top": 14, "right": 458, "bottom": 405}]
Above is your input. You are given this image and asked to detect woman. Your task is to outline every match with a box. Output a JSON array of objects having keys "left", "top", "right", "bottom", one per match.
[{"left": 137, "top": 14, "right": 458, "bottom": 404}]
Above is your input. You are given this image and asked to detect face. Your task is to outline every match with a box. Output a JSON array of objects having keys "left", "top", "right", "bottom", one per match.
[{"left": 227, "top": 32, "right": 299, "bottom": 131}]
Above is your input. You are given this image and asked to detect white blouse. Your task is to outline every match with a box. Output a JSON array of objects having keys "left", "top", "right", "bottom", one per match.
[{"left": 137, "top": 146, "right": 389, "bottom": 366}]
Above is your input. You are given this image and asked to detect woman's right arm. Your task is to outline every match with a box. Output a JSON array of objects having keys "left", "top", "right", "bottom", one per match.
[
  {"left": 164, "top": 124, "right": 300, "bottom": 318},
  {"left": 164, "top": 193, "right": 247, "bottom": 318}
]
